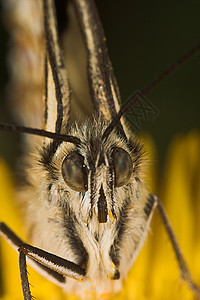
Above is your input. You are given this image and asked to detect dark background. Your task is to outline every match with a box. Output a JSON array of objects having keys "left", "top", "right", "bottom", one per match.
[{"left": 0, "top": 0, "right": 200, "bottom": 170}]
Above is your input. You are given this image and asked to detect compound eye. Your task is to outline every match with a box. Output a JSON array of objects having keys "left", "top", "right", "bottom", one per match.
[
  {"left": 62, "top": 152, "right": 88, "bottom": 192},
  {"left": 112, "top": 147, "right": 133, "bottom": 187}
]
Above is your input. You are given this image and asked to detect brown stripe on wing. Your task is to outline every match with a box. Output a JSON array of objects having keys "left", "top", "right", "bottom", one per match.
[
  {"left": 73, "top": 0, "right": 121, "bottom": 121},
  {"left": 43, "top": 0, "right": 71, "bottom": 134}
]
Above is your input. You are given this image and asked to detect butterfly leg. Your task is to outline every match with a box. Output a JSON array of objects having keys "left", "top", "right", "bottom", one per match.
[
  {"left": 152, "top": 194, "right": 200, "bottom": 298},
  {"left": 0, "top": 222, "right": 87, "bottom": 300},
  {"left": 19, "top": 250, "right": 32, "bottom": 300}
]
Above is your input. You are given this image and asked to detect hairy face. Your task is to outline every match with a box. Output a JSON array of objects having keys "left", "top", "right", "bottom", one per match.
[{"left": 37, "top": 117, "right": 145, "bottom": 227}]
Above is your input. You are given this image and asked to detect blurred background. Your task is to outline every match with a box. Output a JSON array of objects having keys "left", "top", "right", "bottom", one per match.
[{"left": 0, "top": 0, "right": 200, "bottom": 171}]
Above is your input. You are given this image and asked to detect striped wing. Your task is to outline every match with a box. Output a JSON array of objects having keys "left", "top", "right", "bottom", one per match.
[{"left": 5, "top": 0, "right": 127, "bottom": 142}]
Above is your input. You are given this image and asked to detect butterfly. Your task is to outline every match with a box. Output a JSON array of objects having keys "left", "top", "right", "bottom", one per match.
[{"left": 0, "top": 0, "right": 200, "bottom": 299}]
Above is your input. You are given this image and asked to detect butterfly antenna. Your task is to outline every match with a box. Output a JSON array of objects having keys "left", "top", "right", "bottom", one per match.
[
  {"left": 0, "top": 123, "right": 80, "bottom": 144},
  {"left": 103, "top": 42, "right": 200, "bottom": 140}
]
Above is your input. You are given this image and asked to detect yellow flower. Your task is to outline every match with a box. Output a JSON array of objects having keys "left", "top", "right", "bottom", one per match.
[{"left": 0, "top": 131, "right": 200, "bottom": 300}]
